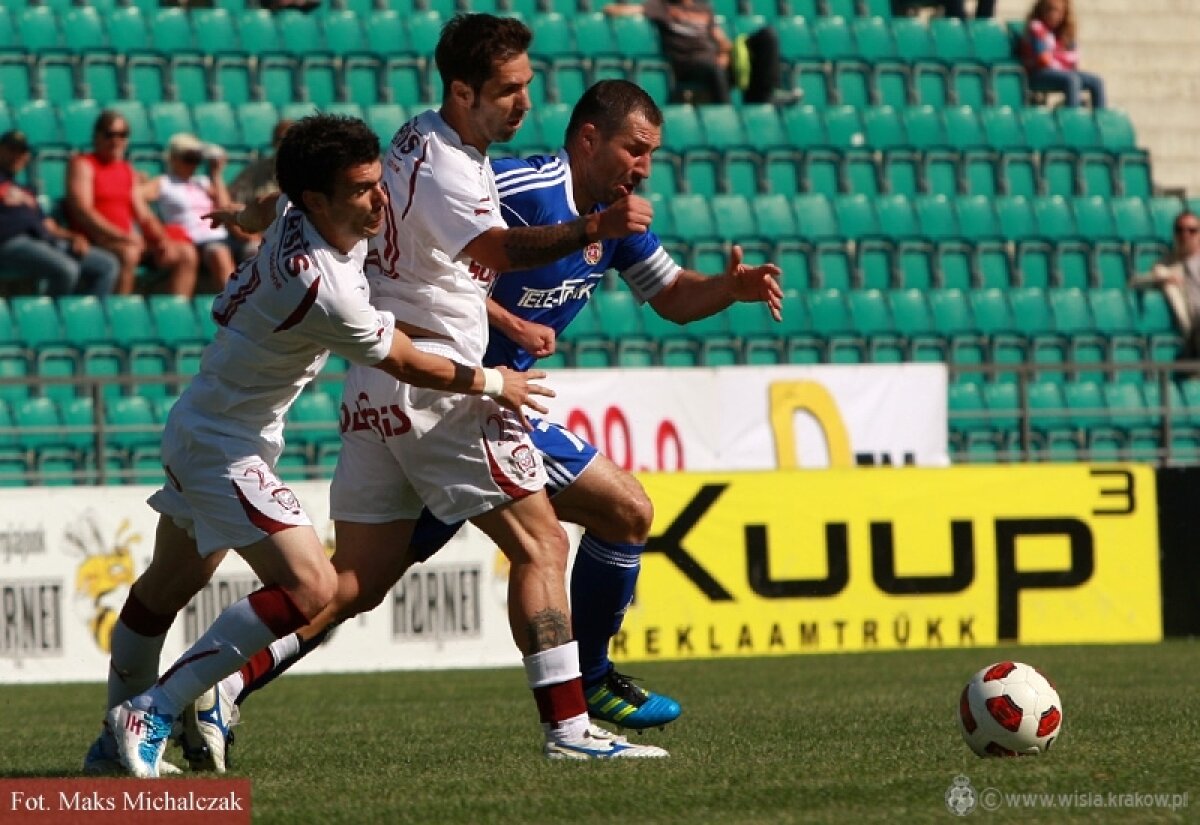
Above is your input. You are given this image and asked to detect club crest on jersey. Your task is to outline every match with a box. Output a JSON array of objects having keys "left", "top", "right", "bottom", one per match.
[{"left": 583, "top": 242, "right": 602, "bottom": 265}]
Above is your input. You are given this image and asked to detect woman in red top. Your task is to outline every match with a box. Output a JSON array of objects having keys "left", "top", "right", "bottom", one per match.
[{"left": 67, "top": 111, "right": 198, "bottom": 295}]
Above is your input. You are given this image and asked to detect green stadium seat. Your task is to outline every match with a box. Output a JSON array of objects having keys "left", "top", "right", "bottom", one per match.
[
  {"left": 124, "top": 54, "right": 168, "bottom": 106},
  {"left": 107, "top": 6, "right": 148, "bottom": 51},
  {"left": 875, "top": 193, "right": 918, "bottom": 242},
  {"left": 862, "top": 104, "right": 904, "bottom": 149},
  {"left": 104, "top": 295, "right": 158, "bottom": 349},
  {"left": 213, "top": 56, "right": 253, "bottom": 106},
  {"left": 776, "top": 16, "right": 816, "bottom": 63},
  {"left": 0, "top": 53, "right": 33, "bottom": 108},
  {"left": 807, "top": 288, "right": 864, "bottom": 363},
  {"left": 792, "top": 193, "right": 839, "bottom": 241},
  {"left": 0, "top": 9, "right": 13, "bottom": 50},
  {"left": 824, "top": 0, "right": 857, "bottom": 19},
  {"left": 191, "top": 102, "right": 240, "bottom": 149},
  {"left": 930, "top": 17, "right": 971, "bottom": 61},
  {"left": 17, "top": 6, "right": 57, "bottom": 51},
  {"left": 14, "top": 100, "right": 59, "bottom": 145},
  {"left": 275, "top": 10, "right": 322, "bottom": 55},
  {"left": 968, "top": 19, "right": 1014, "bottom": 64},
  {"left": 57, "top": 296, "right": 111, "bottom": 349},
  {"left": 11, "top": 296, "right": 64, "bottom": 350},
  {"left": 981, "top": 381, "right": 1019, "bottom": 431},
  {"left": 1117, "top": 151, "right": 1153, "bottom": 198},
  {"left": 888, "top": 287, "right": 942, "bottom": 360},
  {"left": 989, "top": 64, "right": 1028, "bottom": 109},
  {"left": 16, "top": 396, "right": 66, "bottom": 456},
  {"left": 843, "top": 150, "right": 880, "bottom": 196},
  {"left": 834, "top": 61, "right": 873, "bottom": 109},
  {"left": 80, "top": 56, "right": 120, "bottom": 106},
  {"left": 914, "top": 193, "right": 957, "bottom": 240},
  {"left": 1018, "top": 107, "right": 1061, "bottom": 151},
  {"left": 1080, "top": 151, "right": 1113, "bottom": 197},
  {"left": 815, "top": 243, "right": 854, "bottom": 291},
  {"left": 882, "top": 151, "right": 920, "bottom": 196},
  {"left": 1095, "top": 109, "right": 1137, "bottom": 151},
  {"left": 592, "top": 289, "right": 654, "bottom": 367},
  {"left": 892, "top": 17, "right": 933, "bottom": 61},
  {"left": 727, "top": 301, "right": 784, "bottom": 365},
  {"left": 236, "top": 101, "right": 279, "bottom": 151},
  {"left": 1111, "top": 196, "right": 1156, "bottom": 243},
  {"left": 832, "top": 192, "right": 878, "bottom": 240},
  {"left": 949, "top": 380, "right": 986, "bottom": 438},
  {"left": 942, "top": 105, "right": 985, "bottom": 148},
  {"left": 105, "top": 395, "right": 158, "bottom": 451},
  {"left": 848, "top": 289, "right": 904, "bottom": 362},
  {"left": 192, "top": 8, "right": 237, "bottom": 55},
  {"left": 913, "top": 61, "right": 951, "bottom": 108},
  {"left": 610, "top": 15, "right": 658, "bottom": 60},
  {"left": 1148, "top": 196, "right": 1186, "bottom": 243},
  {"left": 148, "top": 102, "right": 193, "bottom": 145},
  {"left": 150, "top": 7, "right": 192, "bottom": 52},
  {"left": 236, "top": 9, "right": 280, "bottom": 55},
  {"left": 851, "top": 16, "right": 894, "bottom": 63},
  {"left": 1027, "top": 379, "right": 1068, "bottom": 436},
  {"left": 322, "top": 9, "right": 365, "bottom": 55},
  {"left": 63, "top": 6, "right": 105, "bottom": 53},
  {"left": 571, "top": 13, "right": 618, "bottom": 61},
  {"left": 872, "top": 63, "right": 912, "bottom": 110},
  {"left": 1055, "top": 108, "right": 1100, "bottom": 150}
]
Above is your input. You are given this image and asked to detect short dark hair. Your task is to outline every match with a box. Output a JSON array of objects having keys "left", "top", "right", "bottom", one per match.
[
  {"left": 435, "top": 14, "right": 532, "bottom": 99},
  {"left": 564, "top": 80, "right": 663, "bottom": 145},
  {"left": 275, "top": 114, "right": 380, "bottom": 210},
  {"left": 1174, "top": 210, "right": 1197, "bottom": 232},
  {"left": 92, "top": 109, "right": 129, "bottom": 138}
]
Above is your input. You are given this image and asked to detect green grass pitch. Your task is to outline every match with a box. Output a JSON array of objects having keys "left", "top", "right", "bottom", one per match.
[{"left": 2, "top": 642, "right": 1195, "bottom": 824}]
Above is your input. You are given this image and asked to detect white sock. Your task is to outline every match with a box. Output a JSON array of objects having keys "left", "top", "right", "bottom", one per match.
[
  {"left": 523, "top": 642, "right": 590, "bottom": 742},
  {"left": 107, "top": 620, "right": 167, "bottom": 710},
  {"left": 141, "top": 596, "right": 279, "bottom": 719}
]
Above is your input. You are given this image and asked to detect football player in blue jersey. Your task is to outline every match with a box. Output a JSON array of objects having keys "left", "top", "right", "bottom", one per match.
[{"left": 187, "top": 80, "right": 782, "bottom": 768}]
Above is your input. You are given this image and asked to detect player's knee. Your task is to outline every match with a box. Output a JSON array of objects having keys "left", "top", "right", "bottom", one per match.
[
  {"left": 290, "top": 562, "right": 337, "bottom": 621},
  {"left": 616, "top": 483, "right": 654, "bottom": 543}
]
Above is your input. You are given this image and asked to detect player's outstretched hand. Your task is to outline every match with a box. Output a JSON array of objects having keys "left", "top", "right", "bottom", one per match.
[
  {"left": 595, "top": 194, "right": 653, "bottom": 240},
  {"left": 726, "top": 244, "right": 784, "bottom": 322},
  {"left": 495, "top": 366, "right": 555, "bottom": 430},
  {"left": 202, "top": 206, "right": 245, "bottom": 231}
]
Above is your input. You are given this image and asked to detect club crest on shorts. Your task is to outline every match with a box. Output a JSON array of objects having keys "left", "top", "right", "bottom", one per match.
[
  {"left": 511, "top": 444, "right": 538, "bottom": 477},
  {"left": 271, "top": 487, "right": 302, "bottom": 514},
  {"left": 583, "top": 242, "right": 602, "bottom": 265}
]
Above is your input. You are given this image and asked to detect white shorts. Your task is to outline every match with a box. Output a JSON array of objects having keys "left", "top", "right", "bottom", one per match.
[
  {"left": 330, "top": 360, "right": 547, "bottom": 524},
  {"left": 148, "top": 421, "right": 312, "bottom": 557}
]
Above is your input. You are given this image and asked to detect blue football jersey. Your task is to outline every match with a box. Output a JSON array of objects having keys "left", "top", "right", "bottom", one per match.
[{"left": 486, "top": 153, "right": 680, "bottom": 370}]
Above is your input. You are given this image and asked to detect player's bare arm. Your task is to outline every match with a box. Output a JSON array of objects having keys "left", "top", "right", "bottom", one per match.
[
  {"left": 651, "top": 244, "right": 784, "bottom": 324},
  {"left": 203, "top": 191, "right": 280, "bottom": 234},
  {"left": 375, "top": 330, "right": 553, "bottom": 429},
  {"left": 465, "top": 194, "right": 654, "bottom": 271},
  {"left": 487, "top": 298, "right": 556, "bottom": 359}
]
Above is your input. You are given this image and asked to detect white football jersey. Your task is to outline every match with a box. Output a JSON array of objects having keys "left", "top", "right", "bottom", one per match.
[
  {"left": 366, "top": 109, "right": 506, "bottom": 365},
  {"left": 171, "top": 197, "right": 395, "bottom": 453}
]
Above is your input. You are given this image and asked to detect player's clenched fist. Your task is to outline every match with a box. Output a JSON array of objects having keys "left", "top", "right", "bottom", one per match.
[{"left": 595, "top": 194, "right": 653, "bottom": 239}]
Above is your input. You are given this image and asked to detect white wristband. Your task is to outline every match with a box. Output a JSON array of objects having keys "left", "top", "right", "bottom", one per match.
[{"left": 481, "top": 368, "right": 504, "bottom": 397}]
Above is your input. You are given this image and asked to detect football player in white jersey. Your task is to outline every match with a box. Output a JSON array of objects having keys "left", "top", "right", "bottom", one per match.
[
  {"left": 89, "top": 114, "right": 553, "bottom": 778},
  {"left": 326, "top": 15, "right": 665, "bottom": 760}
]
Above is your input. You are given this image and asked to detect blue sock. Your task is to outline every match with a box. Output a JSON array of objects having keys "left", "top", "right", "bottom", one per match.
[{"left": 571, "top": 533, "right": 642, "bottom": 687}]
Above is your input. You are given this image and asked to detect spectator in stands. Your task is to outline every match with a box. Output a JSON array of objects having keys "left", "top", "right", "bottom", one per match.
[
  {"left": 1019, "top": 0, "right": 1106, "bottom": 109},
  {"left": 1131, "top": 210, "right": 1200, "bottom": 356},
  {"left": 0, "top": 130, "right": 120, "bottom": 297},
  {"left": 228, "top": 119, "right": 293, "bottom": 260},
  {"left": 142, "top": 133, "right": 236, "bottom": 293},
  {"left": 66, "top": 111, "right": 198, "bottom": 296},
  {"left": 605, "top": 0, "right": 796, "bottom": 106}
]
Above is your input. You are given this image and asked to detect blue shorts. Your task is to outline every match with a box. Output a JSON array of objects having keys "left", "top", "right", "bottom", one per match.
[{"left": 410, "top": 418, "right": 598, "bottom": 562}]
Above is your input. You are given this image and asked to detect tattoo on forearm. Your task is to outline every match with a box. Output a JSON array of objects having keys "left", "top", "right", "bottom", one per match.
[
  {"left": 504, "top": 219, "right": 589, "bottom": 269},
  {"left": 527, "top": 608, "right": 572, "bottom": 652}
]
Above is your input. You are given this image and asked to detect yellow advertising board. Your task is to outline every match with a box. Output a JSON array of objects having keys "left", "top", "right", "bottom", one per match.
[{"left": 613, "top": 465, "right": 1162, "bottom": 661}]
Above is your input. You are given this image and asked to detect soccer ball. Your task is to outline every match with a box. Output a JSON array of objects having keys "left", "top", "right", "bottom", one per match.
[{"left": 958, "top": 661, "right": 1062, "bottom": 757}]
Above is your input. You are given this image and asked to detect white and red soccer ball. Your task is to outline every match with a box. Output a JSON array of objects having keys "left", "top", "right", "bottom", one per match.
[{"left": 958, "top": 661, "right": 1063, "bottom": 757}]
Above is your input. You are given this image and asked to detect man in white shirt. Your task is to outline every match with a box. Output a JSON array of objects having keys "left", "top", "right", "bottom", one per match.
[
  {"left": 327, "top": 15, "right": 665, "bottom": 759},
  {"left": 91, "top": 114, "right": 551, "bottom": 778}
]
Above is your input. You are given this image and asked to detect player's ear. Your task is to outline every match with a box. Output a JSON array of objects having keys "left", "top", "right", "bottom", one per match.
[
  {"left": 578, "top": 123, "right": 599, "bottom": 153},
  {"left": 449, "top": 79, "right": 474, "bottom": 109},
  {"left": 300, "top": 188, "right": 328, "bottom": 217}
]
